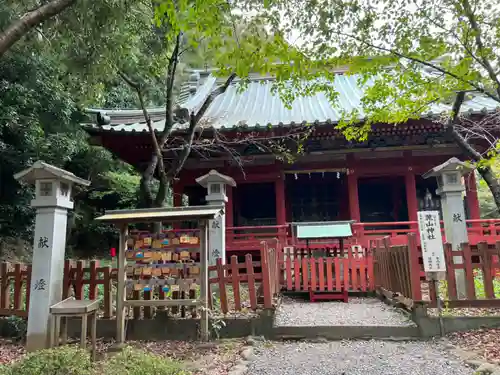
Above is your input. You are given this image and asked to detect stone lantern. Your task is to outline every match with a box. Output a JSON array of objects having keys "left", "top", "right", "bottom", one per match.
[
  {"left": 196, "top": 170, "right": 236, "bottom": 267},
  {"left": 14, "top": 161, "right": 90, "bottom": 351},
  {"left": 423, "top": 157, "right": 473, "bottom": 297}
]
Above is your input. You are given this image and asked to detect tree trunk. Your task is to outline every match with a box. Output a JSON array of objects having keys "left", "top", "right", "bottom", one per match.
[
  {"left": 448, "top": 126, "right": 500, "bottom": 213},
  {"left": 476, "top": 166, "right": 500, "bottom": 213},
  {"left": 0, "top": 0, "right": 76, "bottom": 57}
]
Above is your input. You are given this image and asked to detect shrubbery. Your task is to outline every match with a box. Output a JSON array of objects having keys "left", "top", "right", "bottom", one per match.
[
  {"left": 0, "top": 345, "right": 189, "bottom": 375},
  {"left": 1, "top": 346, "right": 92, "bottom": 375},
  {"left": 100, "top": 346, "right": 189, "bottom": 375}
]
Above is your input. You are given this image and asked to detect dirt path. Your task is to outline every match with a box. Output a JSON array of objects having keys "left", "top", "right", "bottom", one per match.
[{"left": 247, "top": 339, "right": 475, "bottom": 375}]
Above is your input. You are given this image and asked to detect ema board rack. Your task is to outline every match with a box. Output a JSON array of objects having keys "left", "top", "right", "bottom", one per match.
[{"left": 126, "top": 231, "right": 201, "bottom": 293}]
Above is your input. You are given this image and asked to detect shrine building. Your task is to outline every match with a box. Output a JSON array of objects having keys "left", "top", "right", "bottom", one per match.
[{"left": 82, "top": 70, "right": 499, "bottom": 253}]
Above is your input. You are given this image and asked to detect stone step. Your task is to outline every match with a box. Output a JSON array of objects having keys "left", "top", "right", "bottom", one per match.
[{"left": 272, "top": 325, "right": 421, "bottom": 341}]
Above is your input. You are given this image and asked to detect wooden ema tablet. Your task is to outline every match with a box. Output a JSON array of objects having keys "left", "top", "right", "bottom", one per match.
[{"left": 153, "top": 268, "right": 162, "bottom": 277}]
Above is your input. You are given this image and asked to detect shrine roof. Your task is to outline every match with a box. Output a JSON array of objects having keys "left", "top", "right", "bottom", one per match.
[
  {"left": 82, "top": 72, "right": 500, "bottom": 134},
  {"left": 96, "top": 205, "right": 224, "bottom": 223}
]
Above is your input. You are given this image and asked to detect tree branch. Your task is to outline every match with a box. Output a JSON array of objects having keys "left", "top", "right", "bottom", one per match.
[
  {"left": 0, "top": 0, "right": 76, "bottom": 57},
  {"left": 194, "top": 73, "right": 237, "bottom": 124},
  {"left": 337, "top": 30, "right": 500, "bottom": 103},
  {"left": 159, "top": 32, "right": 182, "bottom": 146},
  {"left": 163, "top": 73, "right": 237, "bottom": 181},
  {"left": 461, "top": 0, "right": 500, "bottom": 98}
]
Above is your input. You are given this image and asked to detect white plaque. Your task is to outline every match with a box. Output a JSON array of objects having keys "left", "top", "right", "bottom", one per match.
[{"left": 417, "top": 211, "right": 446, "bottom": 274}]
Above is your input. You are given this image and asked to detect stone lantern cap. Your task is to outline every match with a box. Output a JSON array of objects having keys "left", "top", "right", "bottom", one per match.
[
  {"left": 195, "top": 170, "right": 236, "bottom": 188},
  {"left": 14, "top": 161, "right": 90, "bottom": 186},
  {"left": 423, "top": 157, "right": 474, "bottom": 179}
]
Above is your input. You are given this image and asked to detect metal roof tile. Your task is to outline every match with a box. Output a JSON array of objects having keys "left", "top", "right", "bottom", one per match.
[{"left": 83, "top": 74, "right": 500, "bottom": 133}]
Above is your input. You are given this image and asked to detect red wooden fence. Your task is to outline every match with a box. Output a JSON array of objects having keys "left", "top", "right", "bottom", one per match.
[
  {"left": 373, "top": 234, "right": 500, "bottom": 308},
  {"left": 0, "top": 263, "right": 31, "bottom": 317},
  {"left": 0, "top": 241, "right": 280, "bottom": 320},
  {"left": 280, "top": 247, "right": 375, "bottom": 292}
]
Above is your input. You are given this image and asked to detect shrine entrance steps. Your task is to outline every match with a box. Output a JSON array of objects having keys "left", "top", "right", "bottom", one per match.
[{"left": 271, "top": 296, "right": 420, "bottom": 340}]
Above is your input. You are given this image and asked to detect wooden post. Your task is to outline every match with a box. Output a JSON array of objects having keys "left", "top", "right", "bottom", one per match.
[
  {"left": 116, "top": 223, "right": 128, "bottom": 345},
  {"left": 465, "top": 172, "right": 480, "bottom": 221},
  {"left": 275, "top": 172, "right": 286, "bottom": 225},
  {"left": 225, "top": 186, "right": 234, "bottom": 227},
  {"left": 199, "top": 221, "right": 209, "bottom": 341},
  {"left": 405, "top": 169, "right": 418, "bottom": 225},
  {"left": 347, "top": 169, "right": 360, "bottom": 222},
  {"left": 407, "top": 233, "right": 422, "bottom": 300}
]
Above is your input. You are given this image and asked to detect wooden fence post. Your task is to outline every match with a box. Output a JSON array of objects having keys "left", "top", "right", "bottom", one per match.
[
  {"left": 462, "top": 242, "right": 476, "bottom": 300},
  {"left": 479, "top": 242, "right": 495, "bottom": 299},
  {"left": 216, "top": 258, "right": 228, "bottom": 314},
  {"left": 260, "top": 241, "right": 272, "bottom": 308},
  {"left": 89, "top": 260, "right": 98, "bottom": 300},
  {"left": 103, "top": 266, "right": 113, "bottom": 319},
  {"left": 62, "top": 260, "right": 71, "bottom": 299},
  {"left": 407, "top": 233, "right": 422, "bottom": 300},
  {"left": 245, "top": 254, "right": 258, "bottom": 310},
  {"left": 1, "top": 263, "right": 10, "bottom": 310},
  {"left": 26, "top": 264, "right": 32, "bottom": 312},
  {"left": 13, "top": 264, "right": 22, "bottom": 311},
  {"left": 230, "top": 255, "right": 241, "bottom": 311},
  {"left": 444, "top": 243, "right": 458, "bottom": 300}
]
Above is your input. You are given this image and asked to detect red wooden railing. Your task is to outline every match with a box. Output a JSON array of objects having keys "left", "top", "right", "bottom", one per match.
[
  {"left": 0, "top": 240, "right": 281, "bottom": 320},
  {"left": 226, "top": 225, "right": 288, "bottom": 251},
  {"left": 129, "top": 219, "right": 500, "bottom": 259},
  {"left": 353, "top": 219, "right": 500, "bottom": 247},
  {"left": 373, "top": 234, "right": 500, "bottom": 308},
  {"left": 280, "top": 248, "right": 374, "bottom": 293},
  {"left": 221, "top": 219, "right": 500, "bottom": 253}
]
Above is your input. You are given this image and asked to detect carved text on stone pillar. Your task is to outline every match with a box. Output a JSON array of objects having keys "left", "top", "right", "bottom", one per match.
[
  {"left": 37, "top": 236, "right": 49, "bottom": 249},
  {"left": 33, "top": 279, "right": 46, "bottom": 291},
  {"left": 211, "top": 248, "right": 220, "bottom": 259}
]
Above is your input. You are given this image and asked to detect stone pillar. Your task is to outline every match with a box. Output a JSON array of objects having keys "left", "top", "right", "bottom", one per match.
[
  {"left": 196, "top": 170, "right": 236, "bottom": 268},
  {"left": 14, "top": 161, "right": 90, "bottom": 351},
  {"left": 424, "top": 157, "right": 473, "bottom": 298}
]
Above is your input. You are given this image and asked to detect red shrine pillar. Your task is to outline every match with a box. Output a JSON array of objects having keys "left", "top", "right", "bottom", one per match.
[
  {"left": 347, "top": 169, "right": 360, "bottom": 222},
  {"left": 275, "top": 172, "right": 286, "bottom": 226},
  {"left": 466, "top": 172, "right": 480, "bottom": 221},
  {"left": 405, "top": 168, "right": 418, "bottom": 224},
  {"left": 225, "top": 185, "right": 234, "bottom": 227}
]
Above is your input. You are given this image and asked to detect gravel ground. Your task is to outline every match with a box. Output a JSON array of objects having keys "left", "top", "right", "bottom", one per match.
[
  {"left": 275, "top": 297, "right": 415, "bottom": 326},
  {"left": 248, "top": 340, "right": 475, "bottom": 375}
]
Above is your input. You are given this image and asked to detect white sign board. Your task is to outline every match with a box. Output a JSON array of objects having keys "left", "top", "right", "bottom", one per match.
[{"left": 417, "top": 211, "right": 446, "bottom": 274}]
